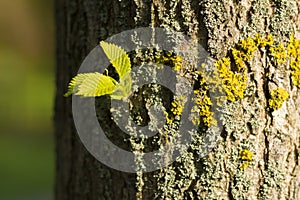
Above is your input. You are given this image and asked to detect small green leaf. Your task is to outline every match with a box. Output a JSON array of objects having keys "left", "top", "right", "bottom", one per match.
[
  {"left": 64, "top": 73, "right": 90, "bottom": 97},
  {"left": 111, "top": 72, "right": 132, "bottom": 100},
  {"left": 64, "top": 72, "right": 117, "bottom": 97},
  {"left": 100, "top": 41, "right": 131, "bottom": 79},
  {"left": 65, "top": 42, "right": 132, "bottom": 99}
]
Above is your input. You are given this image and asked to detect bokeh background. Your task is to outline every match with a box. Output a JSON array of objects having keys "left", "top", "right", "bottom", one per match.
[{"left": 0, "top": 0, "right": 54, "bottom": 199}]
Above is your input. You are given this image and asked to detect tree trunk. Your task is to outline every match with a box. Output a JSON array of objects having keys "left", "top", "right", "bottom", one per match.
[
  {"left": 55, "top": 0, "right": 300, "bottom": 199},
  {"left": 54, "top": 0, "right": 138, "bottom": 199}
]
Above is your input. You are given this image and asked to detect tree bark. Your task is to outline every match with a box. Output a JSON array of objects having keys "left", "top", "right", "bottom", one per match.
[
  {"left": 54, "top": 0, "right": 138, "bottom": 199},
  {"left": 55, "top": 0, "right": 300, "bottom": 199}
]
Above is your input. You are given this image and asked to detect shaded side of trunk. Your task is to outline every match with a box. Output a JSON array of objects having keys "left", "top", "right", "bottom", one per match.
[{"left": 54, "top": 0, "right": 139, "bottom": 199}]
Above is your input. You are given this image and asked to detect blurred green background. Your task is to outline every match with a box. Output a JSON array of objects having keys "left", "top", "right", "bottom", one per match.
[{"left": 0, "top": 0, "right": 54, "bottom": 199}]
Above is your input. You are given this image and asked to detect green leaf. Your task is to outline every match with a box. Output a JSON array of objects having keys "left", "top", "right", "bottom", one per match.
[
  {"left": 100, "top": 41, "right": 131, "bottom": 79},
  {"left": 111, "top": 72, "right": 132, "bottom": 100},
  {"left": 64, "top": 73, "right": 89, "bottom": 97},
  {"left": 65, "top": 41, "right": 132, "bottom": 99},
  {"left": 64, "top": 72, "right": 117, "bottom": 97}
]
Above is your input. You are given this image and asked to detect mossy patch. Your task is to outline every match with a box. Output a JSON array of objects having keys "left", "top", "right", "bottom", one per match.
[
  {"left": 239, "top": 149, "right": 253, "bottom": 170},
  {"left": 268, "top": 88, "right": 289, "bottom": 111}
]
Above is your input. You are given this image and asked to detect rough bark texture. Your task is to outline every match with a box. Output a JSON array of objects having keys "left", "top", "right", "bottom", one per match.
[
  {"left": 55, "top": 0, "right": 300, "bottom": 199},
  {"left": 55, "top": 0, "right": 138, "bottom": 199}
]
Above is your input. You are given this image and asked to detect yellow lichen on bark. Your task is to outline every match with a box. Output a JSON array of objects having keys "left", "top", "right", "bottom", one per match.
[{"left": 268, "top": 88, "right": 289, "bottom": 110}]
